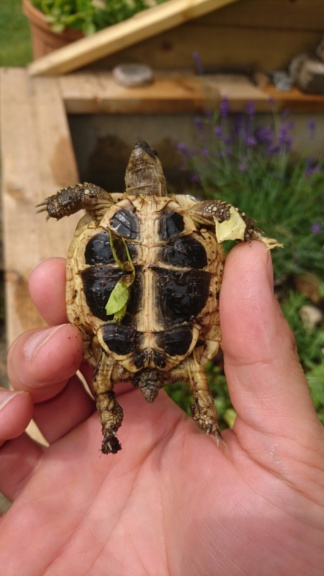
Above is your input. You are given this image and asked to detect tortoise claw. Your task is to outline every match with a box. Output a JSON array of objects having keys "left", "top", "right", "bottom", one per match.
[{"left": 101, "top": 433, "right": 122, "bottom": 455}]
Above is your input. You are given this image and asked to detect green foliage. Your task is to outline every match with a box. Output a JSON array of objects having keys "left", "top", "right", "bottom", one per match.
[
  {"left": 32, "top": 0, "right": 167, "bottom": 35},
  {"left": 282, "top": 291, "right": 324, "bottom": 422},
  {"left": 177, "top": 102, "right": 324, "bottom": 283},
  {"left": 0, "top": 0, "right": 32, "bottom": 66},
  {"left": 281, "top": 292, "right": 324, "bottom": 371},
  {"left": 308, "top": 364, "right": 324, "bottom": 425},
  {"left": 173, "top": 101, "right": 324, "bottom": 426}
]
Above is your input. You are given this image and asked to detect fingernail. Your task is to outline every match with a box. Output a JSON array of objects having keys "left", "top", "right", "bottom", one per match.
[
  {"left": 0, "top": 389, "right": 27, "bottom": 410},
  {"left": 24, "top": 325, "right": 66, "bottom": 360}
]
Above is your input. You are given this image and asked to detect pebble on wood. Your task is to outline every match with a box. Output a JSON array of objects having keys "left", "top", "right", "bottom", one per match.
[{"left": 112, "top": 64, "right": 154, "bottom": 87}]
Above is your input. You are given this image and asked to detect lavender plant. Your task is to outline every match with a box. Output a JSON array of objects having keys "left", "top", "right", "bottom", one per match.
[
  {"left": 175, "top": 101, "right": 324, "bottom": 426},
  {"left": 177, "top": 100, "right": 324, "bottom": 283}
]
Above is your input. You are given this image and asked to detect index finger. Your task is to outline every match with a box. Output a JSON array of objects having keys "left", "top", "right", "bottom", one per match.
[{"left": 29, "top": 257, "right": 67, "bottom": 325}]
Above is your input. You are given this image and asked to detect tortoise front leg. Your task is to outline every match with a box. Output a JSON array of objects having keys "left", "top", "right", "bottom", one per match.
[
  {"left": 92, "top": 351, "right": 124, "bottom": 454},
  {"left": 184, "top": 357, "right": 223, "bottom": 443},
  {"left": 188, "top": 199, "right": 262, "bottom": 242},
  {"left": 185, "top": 198, "right": 281, "bottom": 249},
  {"left": 37, "top": 182, "right": 114, "bottom": 223}
]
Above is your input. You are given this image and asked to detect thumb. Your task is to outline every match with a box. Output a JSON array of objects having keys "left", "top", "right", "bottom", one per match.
[{"left": 220, "top": 242, "right": 321, "bottom": 443}]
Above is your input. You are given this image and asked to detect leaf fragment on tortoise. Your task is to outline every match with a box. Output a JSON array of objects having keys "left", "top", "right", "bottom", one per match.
[
  {"left": 105, "top": 279, "right": 129, "bottom": 320},
  {"left": 215, "top": 206, "right": 283, "bottom": 249},
  {"left": 105, "top": 230, "right": 135, "bottom": 321},
  {"left": 215, "top": 206, "right": 246, "bottom": 242}
]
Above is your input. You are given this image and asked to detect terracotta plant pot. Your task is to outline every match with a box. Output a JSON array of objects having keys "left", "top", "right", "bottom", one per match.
[{"left": 23, "top": 0, "right": 83, "bottom": 60}]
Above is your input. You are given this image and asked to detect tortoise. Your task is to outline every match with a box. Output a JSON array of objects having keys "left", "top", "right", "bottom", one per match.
[{"left": 38, "top": 141, "right": 279, "bottom": 454}]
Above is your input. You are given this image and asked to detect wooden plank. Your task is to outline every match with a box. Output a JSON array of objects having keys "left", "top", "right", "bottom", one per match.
[
  {"left": 60, "top": 71, "right": 221, "bottom": 114},
  {"left": 27, "top": 0, "right": 238, "bottom": 76},
  {"left": 200, "top": 0, "right": 324, "bottom": 31},
  {"left": 204, "top": 75, "right": 269, "bottom": 111},
  {"left": 94, "top": 23, "right": 321, "bottom": 73},
  {"left": 59, "top": 71, "right": 324, "bottom": 114},
  {"left": 262, "top": 84, "right": 324, "bottom": 113},
  {"left": 0, "top": 68, "right": 80, "bottom": 346}
]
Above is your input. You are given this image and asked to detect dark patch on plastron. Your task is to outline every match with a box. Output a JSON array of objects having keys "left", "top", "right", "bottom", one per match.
[
  {"left": 81, "top": 266, "right": 124, "bottom": 321},
  {"left": 161, "top": 235, "right": 207, "bottom": 268},
  {"left": 101, "top": 323, "right": 138, "bottom": 355},
  {"left": 85, "top": 231, "right": 114, "bottom": 265},
  {"left": 154, "top": 268, "right": 211, "bottom": 326},
  {"left": 110, "top": 208, "right": 139, "bottom": 239},
  {"left": 159, "top": 210, "right": 184, "bottom": 240},
  {"left": 156, "top": 325, "right": 193, "bottom": 356}
]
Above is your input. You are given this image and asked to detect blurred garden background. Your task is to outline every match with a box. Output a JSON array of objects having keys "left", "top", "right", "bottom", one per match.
[{"left": 0, "top": 0, "right": 32, "bottom": 66}]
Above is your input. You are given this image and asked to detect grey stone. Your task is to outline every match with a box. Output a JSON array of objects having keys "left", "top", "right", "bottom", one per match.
[
  {"left": 290, "top": 55, "right": 324, "bottom": 94},
  {"left": 112, "top": 63, "right": 154, "bottom": 87},
  {"left": 300, "top": 305, "right": 323, "bottom": 330}
]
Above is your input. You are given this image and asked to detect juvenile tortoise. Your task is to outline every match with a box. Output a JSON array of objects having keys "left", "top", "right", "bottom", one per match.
[{"left": 38, "top": 141, "right": 280, "bottom": 454}]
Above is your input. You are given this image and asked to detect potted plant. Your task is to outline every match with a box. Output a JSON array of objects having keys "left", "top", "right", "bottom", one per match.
[{"left": 23, "top": 0, "right": 167, "bottom": 60}]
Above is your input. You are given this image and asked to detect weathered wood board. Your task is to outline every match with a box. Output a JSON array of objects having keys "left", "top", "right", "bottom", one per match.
[
  {"left": 92, "top": 26, "right": 321, "bottom": 74},
  {"left": 0, "top": 68, "right": 80, "bottom": 346},
  {"left": 202, "top": 0, "right": 324, "bottom": 30},
  {"left": 59, "top": 71, "right": 324, "bottom": 115},
  {"left": 59, "top": 71, "right": 224, "bottom": 114}
]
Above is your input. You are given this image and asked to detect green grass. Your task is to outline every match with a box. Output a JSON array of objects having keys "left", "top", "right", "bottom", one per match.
[{"left": 0, "top": 0, "right": 33, "bottom": 66}]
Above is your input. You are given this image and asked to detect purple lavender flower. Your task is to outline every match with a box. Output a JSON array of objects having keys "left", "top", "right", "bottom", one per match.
[
  {"left": 192, "top": 51, "right": 204, "bottom": 75},
  {"left": 278, "top": 122, "right": 293, "bottom": 149},
  {"left": 311, "top": 222, "right": 322, "bottom": 234},
  {"left": 214, "top": 126, "right": 224, "bottom": 140},
  {"left": 244, "top": 134, "right": 257, "bottom": 147},
  {"left": 232, "top": 114, "right": 245, "bottom": 140},
  {"left": 194, "top": 117, "right": 204, "bottom": 132},
  {"left": 305, "top": 157, "right": 320, "bottom": 177},
  {"left": 307, "top": 119, "right": 316, "bottom": 141},
  {"left": 255, "top": 126, "right": 274, "bottom": 145},
  {"left": 246, "top": 101, "right": 255, "bottom": 117},
  {"left": 176, "top": 142, "right": 190, "bottom": 157},
  {"left": 265, "top": 144, "right": 280, "bottom": 157},
  {"left": 201, "top": 147, "right": 209, "bottom": 157},
  {"left": 220, "top": 97, "right": 230, "bottom": 118}
]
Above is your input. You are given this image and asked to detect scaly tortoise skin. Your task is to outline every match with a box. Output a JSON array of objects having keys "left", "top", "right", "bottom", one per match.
[{"left": 38, "top": 141, "right": 279, "bottom": 454}]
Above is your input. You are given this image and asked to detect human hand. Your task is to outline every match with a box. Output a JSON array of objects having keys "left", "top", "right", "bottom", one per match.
[{"left": 1, "top": 244, "right": 323, "bottom": 576}]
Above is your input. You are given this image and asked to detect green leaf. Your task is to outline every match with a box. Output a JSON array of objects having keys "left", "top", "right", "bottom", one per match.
[
  {"left": 105, "top": 279, "right": 129, "bottom": 317},
  {"left": 109, "top": 230, "right": 135, "bottom": 273},
  {"left": 105, "top": 231, "right": 136, "bottom": 321}
]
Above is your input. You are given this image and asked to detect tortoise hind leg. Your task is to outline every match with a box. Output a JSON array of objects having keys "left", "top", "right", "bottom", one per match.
[
  {"left": 93, "top": 352, "right": 124, "bottom": 454},
  {"left": 184, "top": 357, "right": 223, "bottom": 443}
]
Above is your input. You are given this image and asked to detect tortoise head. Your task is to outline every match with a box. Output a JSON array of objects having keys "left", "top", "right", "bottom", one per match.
[{"left": 125, "top": 141, "right": 167, "bottom": 197}]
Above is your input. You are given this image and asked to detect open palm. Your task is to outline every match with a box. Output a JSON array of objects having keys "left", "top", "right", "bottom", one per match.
[{"left": 1, "top": 243, "right": 324, "bottom": 576}]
